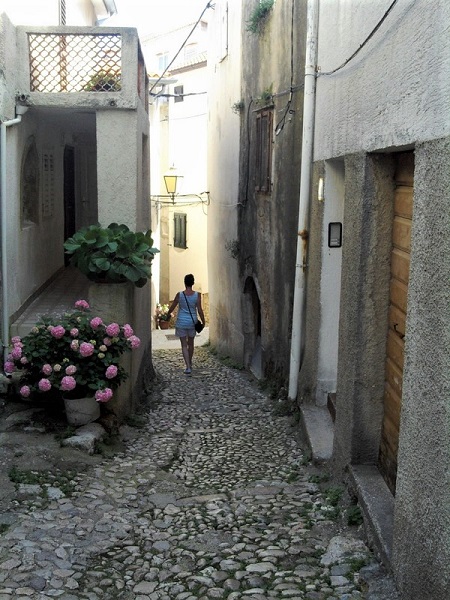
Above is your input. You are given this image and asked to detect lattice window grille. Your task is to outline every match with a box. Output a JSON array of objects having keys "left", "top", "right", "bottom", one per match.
[
  {"left": 28, "top": 33, "right": 122, "bottom": 93},
  {"left": 42, "top": 150, "right": 55, "bottom": 218}
]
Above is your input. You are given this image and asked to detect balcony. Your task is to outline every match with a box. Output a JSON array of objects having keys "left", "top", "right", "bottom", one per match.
[{"left": 15, "top": 26, "right": 148, "bottom": 111}]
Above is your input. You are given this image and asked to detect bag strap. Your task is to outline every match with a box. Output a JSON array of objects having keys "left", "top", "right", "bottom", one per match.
[{"left": 182, "top": 292, "right": 196, "bottom": 325}]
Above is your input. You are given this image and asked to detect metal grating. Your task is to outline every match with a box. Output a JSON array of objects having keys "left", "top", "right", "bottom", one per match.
[{"left": 28, "top": 33, "right": 122, "bottom": 93}]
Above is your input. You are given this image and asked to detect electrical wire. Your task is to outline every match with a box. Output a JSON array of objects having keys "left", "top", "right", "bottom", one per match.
[
  {"left": 319, "top": 0, "right": 399, "bottom": 76},
  {"left": 149, "top": 1, "right": 213, "bottom": 94},
  {"left": 275, "top": 0, "right": 296, "bottom": 135}
]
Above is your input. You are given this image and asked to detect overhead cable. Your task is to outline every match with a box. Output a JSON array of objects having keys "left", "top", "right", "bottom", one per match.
[
  {"left": 149, "top": 1, "right": 213, "bottom": 94},
  {"left": 319, "top": 0, "right": 399, "bottom": 76}
]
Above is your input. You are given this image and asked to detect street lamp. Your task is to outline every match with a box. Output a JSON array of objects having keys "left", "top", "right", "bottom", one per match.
[{"left": 163, "top": 166, "right": 183, "bottom": 203}]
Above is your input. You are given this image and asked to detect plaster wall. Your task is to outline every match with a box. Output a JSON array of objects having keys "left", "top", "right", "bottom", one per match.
[
  {"left": 314, "top": 0, "right": 450, "bottom": 160},
  {"left": 392, "top": 138, "right": 450, "bottom": 599},
  {"left": 207, "top": 0, "right": 243, "bottom": 361},
  {"left": 236, "top": 0, "right": 306, "bottom": 379},
  {"left": 166, "top": 65, "right": 208, "bottom": 301},
  {"left": 97, "top": 109, "right": 143, "bottom": 227},
  {"left": 316, "top": 160, "right": 344, "bottom": 404},
  {"left": 333, "top": 153, "right": 394, "bottom": 469},
  {"left": 6, "top": 104, "right": 97, "bottom": 314}
]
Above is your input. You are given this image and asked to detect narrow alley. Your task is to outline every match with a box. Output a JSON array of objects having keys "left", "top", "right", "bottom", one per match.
[{"left": 0, "top": 347, "right": 399, "bottom": 600}]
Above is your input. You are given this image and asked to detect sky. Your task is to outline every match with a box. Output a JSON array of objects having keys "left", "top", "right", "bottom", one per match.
[{"left": 108, "top": 0, "right": 211, "bottom": 37}]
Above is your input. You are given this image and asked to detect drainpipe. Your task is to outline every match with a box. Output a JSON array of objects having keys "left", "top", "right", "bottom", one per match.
[
  {"left": 1, "top": 105, "right": 28, "bottom": 369},
  {"left": 288, "top": 0, "right": 319, "bottom": 400}
]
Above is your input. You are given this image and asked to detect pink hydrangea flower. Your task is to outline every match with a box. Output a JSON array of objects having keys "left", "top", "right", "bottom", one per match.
[
  {"left": 128, "top": 335, "right": 141, "bottom": 349},
  {"left": 106, "top": 323, "right": 120, "bottom": 337},
  {"left": 105, "top": 365, "right": 118, "bottom": 379},
  {"left": 70, "top": 328, "right": 79, "bottom": 337},
  {"left": 11, "top": 336, "right": 21, "bottom": 345},
  {"left": 74, "top": 299, "right": 90, "bottom": 310},
  {"left": 103, "top": 337, "right": 112, "bottom": 347},
  {"left": 20, "top": 385, "right": 31, "bottom": 398},
  {"left": 65, "top": 365, "right": 77, "bottom": 375},
  {"left": 60, "top": 376, "right": 76, "bottom": 391},
  {"left": 70, "top": 339, "right": 79, "bottom": 351},
  {"left": 38, "top": 378, "right": 52, "bottom": 392},
  {"left": 90, "top": 317, "right": 103, "bottom": 329},
  {"left": 11, "top": 346, "right": 22, "bottom": 360},
  {"left": 42, "top": 364, "right": 53, "bottom": 376},
  {"left": 20, "top": 357, "right": 29, "bottom": 364},
  {"left": 95, "top": 388, "right": 113, "bottom": 403},
  {"left": 50, "top": 325, "right": 65, "bottom": 339},
  {"left": 4, "top": 361, "right": 15, "bottom": 374},
  {"left": 79, "top": 342, "right": 95, "bottom": 357},
  {"left": 123, "top": 324, "right": 134, "bottom": 338}
]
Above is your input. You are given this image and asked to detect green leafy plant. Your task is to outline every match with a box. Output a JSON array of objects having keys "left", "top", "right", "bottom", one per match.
[
  {"left": 5, "top": 300, "right": 141, "bottom": 402},
  {"left": 231, "top": 100, "right": 245, "bottom": 114},
  {"left": 246, "top": 0, "right": 275, "bottom": 34},
  {"left": 256, "top": 85, "right": 273, "bottom": 106},
  {"left": 83, "top": 70, "right": 121, "bottom": 92},
  {"left": 347, "top": 505, "right": 364, "bottom": 526},
  {"left": 64, "top": 223, "right": 159, "bottom": 287}
]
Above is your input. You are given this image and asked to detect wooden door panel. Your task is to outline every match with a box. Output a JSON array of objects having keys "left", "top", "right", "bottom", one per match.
[
  {"left": 385, "top": 357, "right": 403, "bottom": 399},
  {"left": 379, "top": 152, "right": 414, "bottom": 495},
  {"left": 389, "top": 278, "right": 408, "bottom": 313},
  {"left": 388, "top": 304, "right": 406, "bottom": 340},
  {"left": 391, "top": 248, "right": 410, "bottom": 285},
  {"left": 392, "top": 216, "right": 411, "bottom": 252},
  {"left": 394, "top": 187, "right": 413, "bottom": 218},
  {"left": 386, "top": 329, "right": 405, "bottom": 371}
]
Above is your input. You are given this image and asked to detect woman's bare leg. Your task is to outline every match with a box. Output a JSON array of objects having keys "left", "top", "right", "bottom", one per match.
[
  {"left": 180, "top": 337, "right": 191, "bottom": 370},
  {"left": 188, "top": 336, "right": 195, "bottom": 367}
]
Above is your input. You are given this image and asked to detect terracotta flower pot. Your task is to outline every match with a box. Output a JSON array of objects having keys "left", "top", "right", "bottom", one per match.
[{"left": 158, "top": 319, "right": 170, "bottom": 330}]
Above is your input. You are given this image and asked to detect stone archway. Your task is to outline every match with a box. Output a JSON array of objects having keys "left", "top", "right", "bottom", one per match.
[{"left": 243, "top": 276, "right": 262, "bottom": 379}]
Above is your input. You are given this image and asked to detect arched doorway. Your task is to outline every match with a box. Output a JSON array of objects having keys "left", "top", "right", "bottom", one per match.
[{"left": 243, "top": 276, "right": 262, "bottom": 379}]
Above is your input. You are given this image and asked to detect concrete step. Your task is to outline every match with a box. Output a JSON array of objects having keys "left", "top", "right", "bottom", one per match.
[{"left": 299, "top": 403, "right": 334, "bottom": 462}]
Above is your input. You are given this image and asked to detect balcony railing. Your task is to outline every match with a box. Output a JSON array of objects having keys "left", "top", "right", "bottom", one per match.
[{"left": 28, "top": 32, "right": 122, "bottom": 93}]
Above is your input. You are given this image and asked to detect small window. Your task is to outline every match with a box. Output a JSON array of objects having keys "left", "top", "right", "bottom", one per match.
[
  {"left": 174, "top": 213, "right": 187, "bottom": 248},
  {"left": 255, "top": 108, "right": 273, "bottom": 193},
  {"left": 158, "top": 52, "right": 169, "bottom": 72},
  {"left": 174, "top": 85, "right": 184, "bottom": 103}
]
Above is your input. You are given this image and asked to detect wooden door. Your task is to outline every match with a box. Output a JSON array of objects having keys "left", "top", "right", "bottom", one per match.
[{"left": 378, "top": 152, "right": 414, "bottom": 494}]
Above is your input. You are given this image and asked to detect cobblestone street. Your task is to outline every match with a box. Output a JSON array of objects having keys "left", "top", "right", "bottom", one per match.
[{"left": 0, "top": 347, "right": 399, "bottom": 599}]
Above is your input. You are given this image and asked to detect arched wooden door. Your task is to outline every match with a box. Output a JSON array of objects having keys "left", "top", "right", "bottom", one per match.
[{"left": 378, "top": 152, "right": 414, "bottom": 494}]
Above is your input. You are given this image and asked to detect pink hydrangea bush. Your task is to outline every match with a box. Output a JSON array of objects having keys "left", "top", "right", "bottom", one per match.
[{"left": 6, "top": 300, "right": 140, "bottom": 402}]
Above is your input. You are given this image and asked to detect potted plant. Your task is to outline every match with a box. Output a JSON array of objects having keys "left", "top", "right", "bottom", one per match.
[
  {"left": 64, "top": 223, "right": 159, "bottom": 288},
  {"left": 155, "top": 303, "right": 171, "bottom": 329},
  {"left": 4, "top": 300, "right": 141, "bottom": 425}
]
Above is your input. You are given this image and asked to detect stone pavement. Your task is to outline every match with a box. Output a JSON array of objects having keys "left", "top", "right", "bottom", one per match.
[{"left": 0, "top": 347, "right": 399, "bottom": 599}]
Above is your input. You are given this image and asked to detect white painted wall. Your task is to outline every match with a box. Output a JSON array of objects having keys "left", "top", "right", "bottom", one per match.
[
  {"left": 316, "top": 160, "right": 344, "bottom": 405},
  {"left": 207, "top": 0, "right": 243, "bottom": 357},
  {"left": 315, "top": 0, "right": 450, "bottom": 160},
  {"left": 0, "top": 0, "right": 99, "bottom": 26},
  {"left": 143, "top": 22, "right": 209, "bottom": 310}
]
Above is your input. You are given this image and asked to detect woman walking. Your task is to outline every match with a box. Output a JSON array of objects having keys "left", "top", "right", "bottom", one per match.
[{"left": 168, "top": 274, "right": 205, "bottom": 375}]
